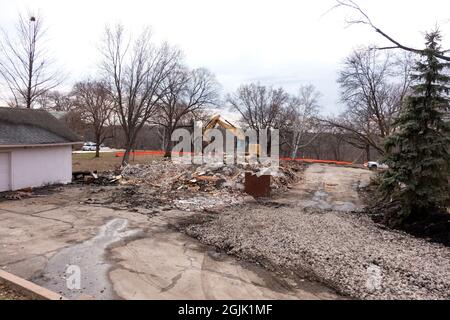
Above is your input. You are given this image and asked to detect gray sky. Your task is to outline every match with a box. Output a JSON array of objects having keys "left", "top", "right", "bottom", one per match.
[{"left": 0, "top": 0, "right": 449, "bottom": 117}]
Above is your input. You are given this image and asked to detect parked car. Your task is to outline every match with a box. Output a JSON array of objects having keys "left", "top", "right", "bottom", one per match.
[
  {"left": 82, "top": 142, "right": 97, "bottom": 151},
  {"left": 364, "top": 161, "right": 388, "bottom": 170}
]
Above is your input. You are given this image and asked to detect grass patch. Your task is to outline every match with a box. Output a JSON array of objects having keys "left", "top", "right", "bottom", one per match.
[{"left": 72, "top": 152, "right": 163, "bottom": 172}]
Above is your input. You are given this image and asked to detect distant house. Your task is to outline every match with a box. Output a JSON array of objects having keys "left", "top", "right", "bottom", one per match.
[{"left": 0, "top": 107, "right": 82, "bottom": 192}]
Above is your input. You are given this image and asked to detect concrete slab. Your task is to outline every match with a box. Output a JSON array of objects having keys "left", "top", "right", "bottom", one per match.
[
  {"left": 0, "top": 212, "right": 76, "bottom": 270},
  {"left": 109, "top": 230, "right": 333, "bottom": 300},
  {"left": 35, "top": 218, "right": 142, "bottom": 299},
  {"left": 0, "top": 185, "right": 339, "bottom": 300}
]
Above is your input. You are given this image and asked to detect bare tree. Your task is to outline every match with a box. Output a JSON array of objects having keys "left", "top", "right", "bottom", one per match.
[
  {"left": 286, "top": 84, "right": 322, "bottom": 158},
  {"left": 0, "top": 12, "right": 63, "bottom": 108},
  {"left": 227, "top": 83, "right": 289, "bottom": 133},
  {"left": 322, "top": 48, "right": 412, "bottom": 160},
  {"left": 37, "top": 90, "right": 73, "bottom": 111},
  {"left": 100, "top": 24, "right": 181, "bottom": 165},
  {"left": 326, "top": 128, "right": 346, "bottom": 161},
  {"left": 331, "top": 0, "right": 450, "bottom": 61},
  {"left": 72, "top": 80, "right": 115, "bottom": 158},
  {"left": 155, "top": 67, "right": 219, "bottom": 157}
]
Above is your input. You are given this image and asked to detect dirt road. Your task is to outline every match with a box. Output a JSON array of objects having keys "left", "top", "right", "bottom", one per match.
[{"left": 281, "top": 164, "right": 371, "bottom": 211}]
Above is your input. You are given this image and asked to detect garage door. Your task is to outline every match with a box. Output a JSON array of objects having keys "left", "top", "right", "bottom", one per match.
[{"left": 0, "top": 152, "right": 11, "bottom": 192}]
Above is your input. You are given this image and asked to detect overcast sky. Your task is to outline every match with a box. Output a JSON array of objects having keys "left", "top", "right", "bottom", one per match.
[{"left": 0, "top": 0, "right": 449, "bottom": 116}]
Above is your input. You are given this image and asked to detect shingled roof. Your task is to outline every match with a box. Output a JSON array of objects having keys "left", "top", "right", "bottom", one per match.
[{"left": 0, "top": 107, "right": 82, "bottom": 146}]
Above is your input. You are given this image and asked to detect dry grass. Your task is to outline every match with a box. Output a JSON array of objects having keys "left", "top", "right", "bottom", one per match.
[
  {"left": 0, "top": 283, "right": 29, "bottom": 300},
  {"left": 72, "top": 152, "right": 163, "bottom": 172}
]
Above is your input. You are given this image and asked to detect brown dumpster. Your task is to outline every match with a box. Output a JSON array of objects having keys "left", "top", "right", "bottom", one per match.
[{"left": 245, "top": 172, "right": 270, "bottom": 198}]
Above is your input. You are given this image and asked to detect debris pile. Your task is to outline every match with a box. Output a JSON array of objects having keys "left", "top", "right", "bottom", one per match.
[
  {"left": 1, "top": 188, "right": 34, "bottom": 200},
  {"left": 119, "top": 160, "right": 304, "bottom": 194},
  {"left": 73, "top": 171, "right": 121, "bottom": 185},
  {"left": 173, "top": 194, "right": 244, "bottom": 212},
  {"left": 83, "top": 160, "right": 305, "bottom": 213},
  {"left": 0, "top": 185, "right": 63, "bottom": 201},
  {"left": 121, "top": 160, "right": 192, "bottom": 190}
]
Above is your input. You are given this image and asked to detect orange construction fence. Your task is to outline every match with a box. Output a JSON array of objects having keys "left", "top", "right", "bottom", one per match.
[{"left": 115, "top": 150, "right": 166, "bottom": 157}]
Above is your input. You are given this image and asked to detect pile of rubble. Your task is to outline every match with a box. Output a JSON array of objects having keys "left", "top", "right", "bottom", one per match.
[
  {"left": 0, "top": 185, "right": 63, "bottom": 201},
  {"left": 120, "top": 159, "right": 304, "bottom": 194},
  {"left": 73, "top": 171, "right": 120, "bottom": 185},
  {"left": 121, "top": 160, "right": 192, "bottom": 190},
  {"left": 0, "top": 188, "right": 35, "bottom": 201},
  {"left": 83, "top": 159, "right": 304, "bottom": 213}
]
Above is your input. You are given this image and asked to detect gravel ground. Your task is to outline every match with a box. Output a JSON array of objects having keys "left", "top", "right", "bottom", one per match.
[{"left": 183, "top": 204, "right": 450, "bottom": 300}]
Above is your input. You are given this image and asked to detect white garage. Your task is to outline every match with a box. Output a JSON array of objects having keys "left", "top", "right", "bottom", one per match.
[
  {"left": 0, "top": 152, "right": 11, "bottom": 192},
  {"left": 0, "top": 107, "right": 82, "bottom": 192}
]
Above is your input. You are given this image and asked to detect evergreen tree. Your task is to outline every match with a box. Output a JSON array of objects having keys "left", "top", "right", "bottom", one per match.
[{"left": 379, "top": 30, "right": 450, "bottom": 225}]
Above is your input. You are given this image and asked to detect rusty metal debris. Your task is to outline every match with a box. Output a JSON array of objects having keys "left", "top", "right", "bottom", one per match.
[{"left": 245, "top": 173, "right": 271, "bottom": 198}]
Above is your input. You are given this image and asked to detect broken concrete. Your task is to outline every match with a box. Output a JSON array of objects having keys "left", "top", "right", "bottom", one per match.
[{"left": 82, "top": 160, "right": 304, "bottom": 212}]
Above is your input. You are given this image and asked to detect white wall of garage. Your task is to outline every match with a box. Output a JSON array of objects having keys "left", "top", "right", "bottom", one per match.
[
  {"left": 0, "top": 152, "right": 11, "bottom": 192},
  {"left": 0, "top": 145, "right": 72, "bottom": 192}
]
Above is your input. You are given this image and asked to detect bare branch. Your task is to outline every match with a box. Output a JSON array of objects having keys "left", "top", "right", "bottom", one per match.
[
  {"left": 72, "top": 80, "right": 115, "bottom": 157},
  {"left": 324, "top": 47, "right": 413, "bottom": 159},
  {"left": 154, "top": 66, "right": 219, "bottom": 155},
  {"left": 332, "top": 0, "right": 450, "bottom": 61},
  {"left": 0, "top": 12, "right": 65, "bottom": 108},
  {"left": 100, "top": 24, "right": 182, "bottom": 164}
]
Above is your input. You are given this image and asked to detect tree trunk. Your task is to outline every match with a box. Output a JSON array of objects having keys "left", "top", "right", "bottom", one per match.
[
  {"left": 27, "top": 53, "right": 33, "bottom": 109},
  {"left": 290, "top": 134, "right": 297, "bottom": 159},
  {"left": 95, "top": 144, "right": 100, "bottom": 158},
  {"left": 163, "top": 126, "right": 173, "bottom": 158},
  {"left": 122, "top": 148, "right": 131, "bottom": 166},
  {"left": 291, "top": 144, "right": 299, "bottom": 159},
  {"left": 164, "top": 146, "right": 171, "bottom": 158},
  {"left": 122, "top": 138, "right": 134, "bottom": 166}
]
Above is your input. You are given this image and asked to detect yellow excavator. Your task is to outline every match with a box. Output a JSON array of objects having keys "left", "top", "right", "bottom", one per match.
[{"left": 203, "top": 115, "right": 260, "bottom": 155}]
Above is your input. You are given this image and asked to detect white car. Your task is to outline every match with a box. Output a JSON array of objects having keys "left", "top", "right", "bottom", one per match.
[
  {"left": 365, "top": 161, "right": 388, "bottom": 170},
  {"left": 82, "top": 142, "right": 97, "bottom": 151}
]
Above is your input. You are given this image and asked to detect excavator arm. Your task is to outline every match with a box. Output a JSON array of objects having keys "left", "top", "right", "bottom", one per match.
[
  {"left": 202, "top": 115, "right": 260, "bottom": 155},
  {"left": 203, "top": 115, "right": 245, "bottom": 140}
]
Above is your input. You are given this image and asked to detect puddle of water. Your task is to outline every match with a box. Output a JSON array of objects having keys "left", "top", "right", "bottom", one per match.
[{"left": 34, "top": 218, "right": 139, "bottom": 299}]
